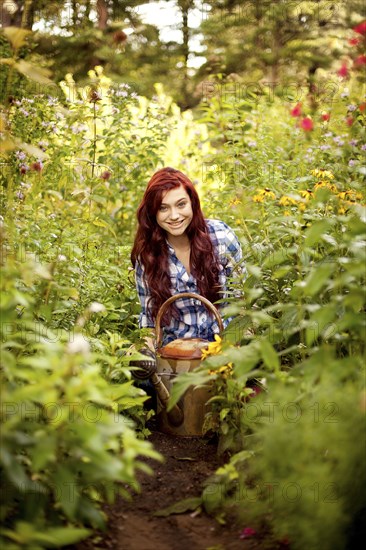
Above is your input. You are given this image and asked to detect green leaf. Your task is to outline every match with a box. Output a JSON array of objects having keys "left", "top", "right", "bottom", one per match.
[
  {"left": 303, "top": 263, "right": 334, "bottom": 297},
  {"left": 77, "top": 496, "right": 106, "bottom": 529},
  {"left": 259, "top": 339, "right": 280, "bottom": 372},
  {"left": 35, "top": 526, "right": 91, "bottom": 547},
  {"left": 30, "top": 433, "right": 57, "bottom": 472},
  {"left": 92, "top": 218, "right": 116, "bottom": 237},
  {"left": 343, "top": 290, "right": 365, "bottom": 312},
  {"left": 0, "top": 58, "right": 15, "bottom": 65},
  {"left": 154, "top": 496, "right": 202, "bottom": 517},
  {"left": 202, "top": 482, "right": 224, "bottom": 514},
  {"left": 7, "top": 522, "right": 91, "bottom": 547},
  {"left": 304, "top": 219, "right": 333, "bottom": 247},
  {"left": 263, "top": 249, "right": 294, "bottom": 268},
  {"left": 2, "top": 27, "right": 32, "bottom": 50},
  {"left": 167, "top": 371, "right": 211, "bottom": 411},
  {"left": 230, "top": 344, "right": 261, "bottom": 379},
  {"left": 14, "top": 60, "right": 53, "bottom": 85},
  {"left": 306, "top": 304, "right": 338, "bottom": 346},
  {"left": 246, "top": 265, "right": 262, "bottom": 278},
  {"left": 53, "top": 466, "right": 78, "bottom": 519}
]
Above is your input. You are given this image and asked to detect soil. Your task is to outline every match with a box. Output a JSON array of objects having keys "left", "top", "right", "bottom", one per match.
[{"left": 76, "top": 422, "right": 273, "bottom": 550}]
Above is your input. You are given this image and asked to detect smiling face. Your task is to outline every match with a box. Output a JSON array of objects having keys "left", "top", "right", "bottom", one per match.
[{"left": 156, "top": 185, "right": 193, "bottom": 241}]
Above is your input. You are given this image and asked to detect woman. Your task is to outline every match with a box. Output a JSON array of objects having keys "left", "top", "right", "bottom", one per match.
[{"left": 131, "top": 167, "right": 245, "bottom": 357}]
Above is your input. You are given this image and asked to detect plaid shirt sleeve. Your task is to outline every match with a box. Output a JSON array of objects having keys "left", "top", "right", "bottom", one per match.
[
  {"left": 206, "top": 219, "right": 246, "bottom": 296},
  {"left": 134, "top": 260, "right": 154, "bottom": 328}
]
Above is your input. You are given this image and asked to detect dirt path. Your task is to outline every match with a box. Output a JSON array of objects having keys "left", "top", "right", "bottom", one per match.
[{"left": 77, "top": 428, "right": 270, "bottom": 550}]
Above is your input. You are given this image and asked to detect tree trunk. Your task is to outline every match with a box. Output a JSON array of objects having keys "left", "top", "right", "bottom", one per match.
[
  {"left": 178, "top": 0, "right": 194, "bottom": 109},
  {"left": 1, "top": 0, "right": 30, "bottom": 28},
  {"left": 21, "top": 0, "right": 34, "bottom": 29},
  {"left": 97, "top": 0, "right": 108, "bottom": 30},
  {"left": 72, "top": 0, "right": 78, "bottom": 27}
]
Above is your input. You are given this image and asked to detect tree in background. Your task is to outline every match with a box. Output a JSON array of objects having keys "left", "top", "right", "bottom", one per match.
[
  {"left": 1, "top": 0, "right": 365, "bottom": 108},
  {"left": 196, "top": 0, "right": 366, "bottom": 99}
]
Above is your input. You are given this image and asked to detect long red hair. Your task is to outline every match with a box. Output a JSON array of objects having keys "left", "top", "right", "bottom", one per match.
[{"left": 131, "top": 167, "right": 221, "bottom": 321}]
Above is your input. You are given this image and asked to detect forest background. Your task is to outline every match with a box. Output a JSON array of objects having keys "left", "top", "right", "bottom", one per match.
[
  {"left": 1, "top": 0, "right": 365, "bottom": 109},
  {"left": 1, "top": 1, "right": 365, "bottom": 549}
]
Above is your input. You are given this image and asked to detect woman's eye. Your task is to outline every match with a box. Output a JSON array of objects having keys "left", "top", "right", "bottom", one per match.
[
  {"left": 159, "top": 206, "right": 168, "bottom": 212},
  {"left": 178, "top": 202, "right": 187, "bottom": 208}
]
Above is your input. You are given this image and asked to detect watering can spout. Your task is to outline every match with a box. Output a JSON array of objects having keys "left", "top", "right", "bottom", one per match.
[{"left": 150, "top": 371, "right": 184, "bottom": 427}]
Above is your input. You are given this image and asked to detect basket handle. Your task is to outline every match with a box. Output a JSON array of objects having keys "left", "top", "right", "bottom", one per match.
[{"left": 155, "top": 292, "right": 224, "bottom": 349}]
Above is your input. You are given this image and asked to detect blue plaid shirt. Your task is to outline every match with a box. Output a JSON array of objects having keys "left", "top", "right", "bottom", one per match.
[{"left": 134, "top": 219, "right": 245, "bottom": 345}]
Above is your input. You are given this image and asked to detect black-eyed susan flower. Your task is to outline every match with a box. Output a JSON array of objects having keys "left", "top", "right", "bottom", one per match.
[
  {"left": 337, "top": 190, "right": 363, "bottom": 202},
  {"left": 230, "top": 197, "right": 241, "bottom": 207},
  {"left": 311, "top": 169, "right": 334, "bottom": 180},
  {"left": 279, "top": 195, "right": 298, "bottom": 206},
  {"left": 253, "top": 188, "right": 276, "bottom": 202},
  {"left": 300, "top": 189, "right": 314, "bottom": 200},
  {"left": 314, "top": 181, "right": 338, "bottom": 192}
]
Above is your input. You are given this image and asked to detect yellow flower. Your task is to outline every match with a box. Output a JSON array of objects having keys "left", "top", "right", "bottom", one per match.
[
  {"left": 311, "top": 169, "right": 334, "bottom": 180},
  {"left": 337, "top": 190, "right": 363, "bottom": 202},
  {"left": 230, "top": 197, "right": 241, "bottom": 206},
  {"left": 299, "top": 189, "right": 313, "bottom": 200},
  {"left": 201, "top": 334, "right": 222, "bottom": 360},
  {"left": 279, "top": 195, "right": 298, "bottom": 206},
  {"left": 314, "top": 181, "right": 337, "bottom": 192},
  {"left": 209, "top": 362, "right": 233, "bottom": 379},
  {"left": 253, "top": 188, "right": 275, "bottom": 202}
]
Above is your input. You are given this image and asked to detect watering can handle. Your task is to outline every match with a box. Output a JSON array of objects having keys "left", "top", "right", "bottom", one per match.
[{"left": 155, "top": 292, "right": 224, "bottom": 349}]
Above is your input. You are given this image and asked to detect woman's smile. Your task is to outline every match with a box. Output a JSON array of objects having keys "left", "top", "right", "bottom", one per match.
[{"left": 156, "top": 186, "right": 193, "bottom": 240}]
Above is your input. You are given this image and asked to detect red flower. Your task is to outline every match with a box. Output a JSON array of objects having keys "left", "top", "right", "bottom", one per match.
[
  {"left": 290, "top": 103, "right": 302, "bottom": 117},
  {"left": 20, "top": 164, "right": 29, "bottom": 174},
  {"left": 353, "top": 21, "right": 366, "bottom": 35},
  {"left": 89, "top": 89, "right": 102, "bottom": 103},
  {"left": 240, "top": 527, "right": 257, "bottom": 539},
  {"left": 300, "top": 117, "right": 314, "bottom": 131},
  {"left": 100, "top": 170, "right": 111, "bottom": 180},
  {"left": 346, "top": 116, "right": 354, "bottom": 126},
  {"left": 113, "top": 30, "right": 127, "bottom": 45},
  {"left": 359, "top": 103, "right": 366, "bottom": 112},
  {"left": 337, "top": 63, "right": 349, "bottom": 78},
  {"left": 31, "top": 161, "right": 43, "bottom": 172},
  {"left": 321, "top": 113, "right": 330, "bottom": 121},
  {"left": 348, "top": 37, "right": 360, "bottom": 46},
  {"left": 354, "top": 55, "right": 366, "bottom": 67}
]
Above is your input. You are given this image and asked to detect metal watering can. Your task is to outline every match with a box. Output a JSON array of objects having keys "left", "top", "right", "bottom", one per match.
[{"left": 153, "top": 292, "right": 224, "bottom": 437}]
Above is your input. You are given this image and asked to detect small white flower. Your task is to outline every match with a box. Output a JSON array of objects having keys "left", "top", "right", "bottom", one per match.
[
  {"left": 89, "top": 302, "right": 105, "bottom": 313},
  {"left": 67, "top": 334, "right": 90, "bottom": 354},
  {"left": 57, "top": 254, "right": 67, "bottom": 261}
]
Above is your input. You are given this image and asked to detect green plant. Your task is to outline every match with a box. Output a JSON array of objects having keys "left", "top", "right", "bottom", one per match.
[{"left": 0, "top": 250, "right": 161, "bottom": 548}]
